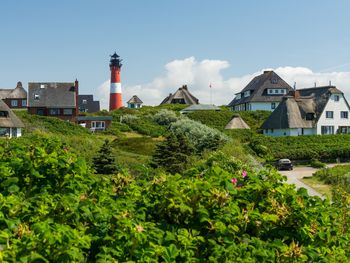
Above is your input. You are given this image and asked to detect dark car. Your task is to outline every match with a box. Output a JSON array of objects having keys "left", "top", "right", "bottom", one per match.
[{"left": 277, "top": 159, "right": 293, "bottom": 171}]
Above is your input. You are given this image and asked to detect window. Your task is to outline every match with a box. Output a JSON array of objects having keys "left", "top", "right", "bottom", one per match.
[
  {"left": 271, "top": 102, "right": 276, "bottom": 109},
  {"left": 235, "top": 94, "right": 241, "bottom": 99},
  {"left": 0, "top": 111, "right": 8, "bottom": 117},
  {"left": 268, "top": 89, "right": 273, "bottom": 94},
  {"left": 63, "top": 109, "right": 73, "bottom": 115},
  {"left": 274, "top": 89, "right": 279, "bottom": 94},
  {"left": 280, "top": 89, "right": 285, "bottom": 94},
  {"left": 244, "top": 91, "right": 250, "bottom": 97},
  {"left": 334, "top": 95, "right": 340, "bottom": 101},
  {"left": 34, "top": 94, "right": 40, "bottom": 100},
  {"left": 341, "top": 111, "right": 348, "bottom": 119},
  {"left": 37, "top": 109, "right": 44, "bottom": 115},
  {"left": 306, "top": 113, "right": 315, "bottom": 120},
  {"left": 11, "top": 100, "right": 18, "bottom": 107},
  {"left": 271, "top": 78, "right": 278, "bottom": 84},
  {"left": 82, "top": 99, "right": 87, "bottom": 104},
  {"left": 338, "top": 126, "right": 350, "bottom": 134},
  {"left": 321, "top": 126, "right": 334, "bottom": 135},
  {"left": 49, "top": 108, "right": 59, "bottom": 115},
  {"left": 0, "top": 128, "right": 10, "bottom": 137},
  {"left": 92, "top": 121, "right": 105, "bottom": 129},
  {"left": 22, "top": 99, "right": 27, "bottom": 107},
  {"left": 326, "top": 111, "right": 334, "bottom": 118}
]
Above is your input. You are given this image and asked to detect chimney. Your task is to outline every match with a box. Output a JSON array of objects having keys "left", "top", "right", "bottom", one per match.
[
  {"left": 294, "top": 90, "right": 300, "bottom": 99},
  {"left": 182, "top": 85, "right": 188, "bottom": 90},
  {"left": 16, "top": 81, "right": 23, "bottom": 89},
  {"left": 75, "top": 79, "right": 79, "bottom": 118},
  {"left": 263, "top": 70, "right": 272, "bottom": 74}
]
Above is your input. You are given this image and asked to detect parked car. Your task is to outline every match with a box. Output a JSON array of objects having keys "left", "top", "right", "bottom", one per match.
[{"left": 277, "top": 159, "right": 293, "bottom": 170}]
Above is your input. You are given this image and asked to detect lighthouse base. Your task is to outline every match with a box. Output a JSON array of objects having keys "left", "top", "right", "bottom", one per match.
[{"left": 109, "top": 93, "right": 123, "bottom": 111}]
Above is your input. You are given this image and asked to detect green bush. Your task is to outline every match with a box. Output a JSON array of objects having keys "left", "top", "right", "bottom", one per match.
[
  {"left": 310, "top": 159, "right": 326, "bottom": 168},
  {"left": 1, "top": 138, "right": 350, "bottom": 261},
  {"left": 153, "top": 109, "right": 179, "bottom": 126},
  {"left": 170, "top": 118, "right": 230, "bottom": 154}
]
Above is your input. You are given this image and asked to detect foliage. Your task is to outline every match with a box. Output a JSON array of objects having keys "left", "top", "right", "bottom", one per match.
[
  {"left": 170, "top": 118, "right": 230, "bottom": 154},
  {"left": 15, "top": 111, "right": 90, "bottom": 136},
  {"left": 1, "top": 138, "right": 350, "bottom": 261},
  {"left": 92, "top": 140, "right": 119, "bottom": 174},
  {"left": 187, "top": 110, "right": 271, "bottom": 132},
  {"left": 310, "top": 159, "right": 326, "bottom": 168},
  {"left": 249, "top": 134, "right": 350, "bottom": 161},
  {"left": 151, "top": 133, "right": 195, "bottom": 174},
  {"left": 314, "top": 164, "right": 350, "bottom": 192},
  {"left": 153, "top": 109, "right": 179, "bottom": 126}
]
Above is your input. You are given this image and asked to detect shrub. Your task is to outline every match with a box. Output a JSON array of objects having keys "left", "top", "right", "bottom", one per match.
[
  {"left": 170, "top": 118, "right": 230, "bottom": 154},
  {"left": 93, "top": 140, "right": 119, "bottom": 174},
  {"left": 310, "top": 159, "right": 326, "bottom": 168},
  {"left": 151, "top": 133, "right": 195, "bottom": 174},
  {"left": 153, "top": 109, "right": 179, "bottom": 126}
]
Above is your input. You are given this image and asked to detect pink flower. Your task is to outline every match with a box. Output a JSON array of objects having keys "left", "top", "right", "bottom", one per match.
[
  {"left": 231, "top": 178, "right": 237, "bottom": 185},
  {"left": 242, "top": 170, "right": 247, "bottom": 178}
]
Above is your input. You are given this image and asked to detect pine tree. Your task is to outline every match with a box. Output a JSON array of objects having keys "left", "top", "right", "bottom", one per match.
[
  {"left": 151, "top": 132, "right": 194, "bottom": 174},
  {"left": 93, "top": 140, "right": 119, "bottom": 174}
]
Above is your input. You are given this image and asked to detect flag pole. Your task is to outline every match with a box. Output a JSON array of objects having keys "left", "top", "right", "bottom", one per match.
[{"left": 210, "top": 83, "right": 212, "bottom": 105}]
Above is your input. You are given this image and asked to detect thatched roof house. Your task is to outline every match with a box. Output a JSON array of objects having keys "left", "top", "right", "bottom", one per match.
[
  {"left": 225, "top": 114, "right": 250, "bottom": 129},
  {"left": 160, "top": 85, "right": 199, "bottom": 105},
  {"left": 0, "top": 99, "right": 24, "bottom": 137}
]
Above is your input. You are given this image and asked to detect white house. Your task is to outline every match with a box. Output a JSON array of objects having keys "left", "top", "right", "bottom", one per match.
[
  {"left": 127, "top": 95, "right": 143, "bottom": 109},
  {"left": 228, "top": 70, "right": 294, "bottom": 112},
  {"left": 261, "top": 86, "right": 350, "bottom": 136}
]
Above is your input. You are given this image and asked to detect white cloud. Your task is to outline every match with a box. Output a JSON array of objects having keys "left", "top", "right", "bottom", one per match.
[{"left": 97, "top": 57, "right": 350, "bottom": 109}]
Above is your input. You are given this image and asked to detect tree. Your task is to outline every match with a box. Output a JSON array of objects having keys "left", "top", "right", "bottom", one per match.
[
  {"left": 151, "top": 132, "right": 195, "bottom": 174},
  {"left": 93, "top": 140, "right": 119, "bottom": 174}
]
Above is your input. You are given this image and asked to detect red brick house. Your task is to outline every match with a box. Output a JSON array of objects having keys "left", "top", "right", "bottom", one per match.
[
  {"left": 0, "top": 81, "right": 27, "bottom": 109},
  {"left": 27, "top": 80, "right": 79, "bottom": 122}
]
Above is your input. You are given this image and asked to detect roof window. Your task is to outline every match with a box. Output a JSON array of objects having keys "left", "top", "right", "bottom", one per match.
[{"left": 34, "top": 94, "right": 40, "bottom": 100}]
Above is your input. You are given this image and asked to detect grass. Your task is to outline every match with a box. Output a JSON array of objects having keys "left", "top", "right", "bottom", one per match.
[{"left": 301, "top": 176, "right": 332, "bottom": 199}]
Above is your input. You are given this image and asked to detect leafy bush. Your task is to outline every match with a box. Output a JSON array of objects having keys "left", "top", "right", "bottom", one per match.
[
  {"left": 250, "top": 134, "right": 350, "bottom": 161},
  {"left": 170, "top": 118, "right": 230, "bottom": 154},
  {"left": 310, "top": 159, "right": 326, "bottom": 168},
  {"left": 153, "top": 109, "right": 179, "bottom": 126},
  {"left": 1, "top": 138, "right": 350, "bottom": 261}
]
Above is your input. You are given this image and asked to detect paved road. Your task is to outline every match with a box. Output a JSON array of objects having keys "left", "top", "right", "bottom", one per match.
[{"left": 279, "top": 166, "right": 324, "bottom": 198}]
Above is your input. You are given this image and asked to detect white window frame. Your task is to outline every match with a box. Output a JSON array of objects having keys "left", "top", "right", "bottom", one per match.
[
  {"left": 91, "top": 121, "right": 105, "bottom": 129},
  {"left": 22, "top": 99, "right": 27, "bottom": 107},
  {"left": 11, "top": 100, "right": 18, "bottom": 107},
  {"left": 341, "top": 111, "right": 348, "bottom": 119},
  {"left": 326, "top": 111, "right": 334, "bottom": 119}
]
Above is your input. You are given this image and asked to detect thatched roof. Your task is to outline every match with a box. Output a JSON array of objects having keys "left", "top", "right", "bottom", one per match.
[
  {"left": 160, "top": 85, "right": 199, "bottom": 105},
  {"left": 228, "top": 71, "right": 293, "bottom": 106},
  {"left": 225, "top": 114, "right": 250, "bottom": 129},
  {"left": 0, "top": 81, "right": 27, "bottom": 99},
  {"left": 127, "top": 95, "right": 143, "bottom": 104},
  {"left": 0, "top": 100, "right": 24, "bottom": 128},
  {"left": 262, "top": 85, "right": 346, "bottom": 130}
]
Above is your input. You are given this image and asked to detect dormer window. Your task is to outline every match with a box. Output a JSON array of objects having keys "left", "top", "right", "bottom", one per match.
[
  {"left": 235, "top": 94, "right": 241, "bottom": 100},
  {"left": 334, "top": 95, "right": 340, "bottom": 101},
  {"left": 271, "top": 78, "right": 278, "bottom": 84},
  {"left": 306, "top": 113, "right": 315, "bottom": 120},
  {"left": 0, "top": 111, "right": 8, "bottom": 117},
  {"left": 82, "top": 99, "right": 87, "bottom": 104},
  {"left": 244, "top": 91, "right": 250, "bottom": 97},
  {"left": 34, "top": 94, "right": 40, "bottom": 100}
]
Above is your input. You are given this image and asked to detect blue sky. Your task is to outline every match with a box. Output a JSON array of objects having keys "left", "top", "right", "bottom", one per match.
[{"left": 1, "top": 0, "right": 350, "bottom": 107}]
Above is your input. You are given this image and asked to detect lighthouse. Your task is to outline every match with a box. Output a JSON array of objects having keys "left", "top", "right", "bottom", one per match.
[{"left": 109, "top": 52, "right": 123, "bottom": 111}]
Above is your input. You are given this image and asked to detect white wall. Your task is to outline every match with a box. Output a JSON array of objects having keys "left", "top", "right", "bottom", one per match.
[
  {"left": 316, "top": 93, "right": 350, "bottom": 134},
  {"left": 263, "top": 128, "right": 316, "bottom": 137}
]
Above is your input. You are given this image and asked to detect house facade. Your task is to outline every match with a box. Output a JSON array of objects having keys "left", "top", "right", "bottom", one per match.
[
  {"left": 27, "top": 80, "right": 79, "bottom": 122},
  {"left": 160, "top": 85, "right": 199, "bottom": 105},
  {"left": 0, "top": 81, "right": 27, "bottom": 109},
  {"left": 127, "top": 95, "right": 143, "bottom": 109},
  {"left": 77, "top": 116, "right": 112, "bottom": 132},
  {"left": 0, "top": 99, "right": 24, "bottom": 138},
  {"left": 262, "top": 86, "right": 350, "bottom": 136},
  {"left": 228, "top": 71, "right": 293, "bottom": 112},
  {"left": 78, "top": 95, "right": 100, "bottom": 113}
]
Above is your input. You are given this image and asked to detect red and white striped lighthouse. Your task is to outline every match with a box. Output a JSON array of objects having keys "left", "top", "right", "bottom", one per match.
[{"left": 109, "top": 52, "right": 123, "bottom": 111}]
